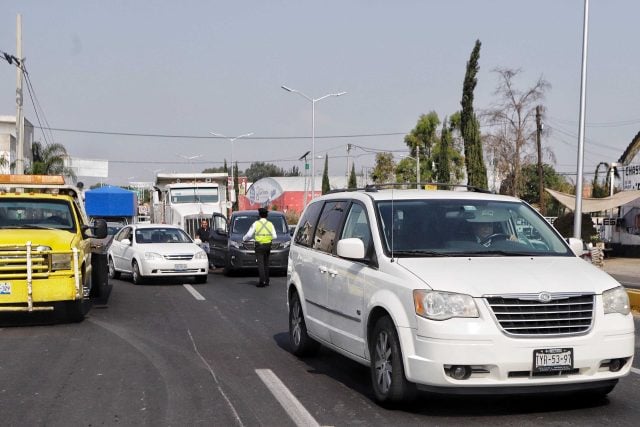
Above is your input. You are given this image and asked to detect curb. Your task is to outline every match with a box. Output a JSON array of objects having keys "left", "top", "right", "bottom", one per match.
[{"left": 627, "top": 289, "right": 640, "bottom": 315}]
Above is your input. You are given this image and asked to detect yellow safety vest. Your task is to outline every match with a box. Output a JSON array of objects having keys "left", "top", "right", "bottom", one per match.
[{"left": 254, "top": 219, "right": 274, "bottom": 244}]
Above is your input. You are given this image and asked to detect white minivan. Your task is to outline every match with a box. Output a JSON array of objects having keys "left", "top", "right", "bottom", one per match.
[{"left": 286, "top": 188, "right": 635, "bottom": 404}]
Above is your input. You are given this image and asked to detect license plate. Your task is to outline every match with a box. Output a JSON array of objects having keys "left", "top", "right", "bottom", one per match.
[
  {"left": 175, "top": 264, "right": 187, "bottom": 271},
  {"left": 533, "top": 348, "right": 573, "bottom": 372},
  {"left": 0, "top": 282, "right": 10, "bottom": 295}
]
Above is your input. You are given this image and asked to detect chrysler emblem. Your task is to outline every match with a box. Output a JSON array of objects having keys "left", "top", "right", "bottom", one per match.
[{"left": 538, "top": 292, "right": 552, "bottom": 303}]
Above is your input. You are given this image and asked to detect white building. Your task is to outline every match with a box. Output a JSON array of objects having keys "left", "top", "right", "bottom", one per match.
[{"left": 0, "top": 115, "right": 33, "bottom": 173}]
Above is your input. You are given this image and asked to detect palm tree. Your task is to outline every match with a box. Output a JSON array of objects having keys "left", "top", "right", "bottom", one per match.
[{"left": 26, "top": 141, "right": 76, "bottom": 181}]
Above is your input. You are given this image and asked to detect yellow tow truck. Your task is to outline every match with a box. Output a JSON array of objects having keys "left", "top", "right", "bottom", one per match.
[{"left": 0, "top": 175, "right": 108, "bottom": 322}]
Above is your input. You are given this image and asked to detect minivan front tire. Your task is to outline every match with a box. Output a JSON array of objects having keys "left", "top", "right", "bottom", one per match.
[
  {"left": 370, "top": 316, "right": 416, "bottom": 405},
  {"left": 289, "top": 292, "right": 319, "bottom": 356}
]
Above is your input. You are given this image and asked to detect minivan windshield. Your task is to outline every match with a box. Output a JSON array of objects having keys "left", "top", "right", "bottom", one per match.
[
  {"left": 376, "top": 199, "right": 572, "bottom": 257},
  {"left": 231, "top": 214, "right": 288, "bottom": 235}
]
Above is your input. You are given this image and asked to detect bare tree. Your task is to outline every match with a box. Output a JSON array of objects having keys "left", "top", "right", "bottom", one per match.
[{"left": 485, "top": 68, "right": 550, "bottom": 197}]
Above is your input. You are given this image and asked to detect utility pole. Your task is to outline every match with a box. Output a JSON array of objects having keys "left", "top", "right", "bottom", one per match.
[
  {"left": 536, "top": 105, "right": 545, "bottom": 214},
  {"left": 346, "top": 144, "right": 352, "bottom": 181},
  {"left": 15, "top": 14, "right": 25, "bottom": 174},
  {"left": 416, "top": 143, "right": 420, "bottom": 189}
]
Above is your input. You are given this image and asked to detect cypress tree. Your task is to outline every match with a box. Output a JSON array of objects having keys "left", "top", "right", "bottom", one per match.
[
  {"left": 348, "top": 163, "right": 357, "bottom": 189},
  {"left": 461, "top": 39, "right": 488, "bottom": 190},
  {"left": 437, "top": 118, "right": 451, "bottom": 186},
  {"left": 322, "top": 155, "right": 330, "bottom": 194}
]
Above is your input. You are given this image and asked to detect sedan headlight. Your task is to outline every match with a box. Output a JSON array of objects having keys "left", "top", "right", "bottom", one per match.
[
  {"left": 603, "top": 286, "right": 631, "bottom": 315},
  {"left": 144, "top": 252, "right": 164, "bottom": 260},
  {"left": 413, "top": 290, "right": 479, "bottom": 320},
  {"left": 51, "top": 253, "right": 72, "bottom": 270},
  {"left": 229, "top": 240, "right": 242, "bottom": 249},
  {"left": 194, "top": 250, "right": 208, "bottom": 260},
  {"left": 281, "top": 240, "right": 291, "bottom": 249}
]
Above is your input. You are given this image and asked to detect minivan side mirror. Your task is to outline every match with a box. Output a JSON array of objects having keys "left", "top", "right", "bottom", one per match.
[
  {"left": 567, "top": 237, "right": 585, "bottom": 257},
  {"left": 337, "top": 238, "right": 366, "bottom": 260}
]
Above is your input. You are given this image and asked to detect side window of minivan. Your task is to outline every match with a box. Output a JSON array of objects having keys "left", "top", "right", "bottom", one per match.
[
  {"left": 294, "top": 201, "right": 323, "bottom": 247},
  {"left": 312, "top": 201, "right": 347, "bottom": 254},
  {"left": 341, "top": 203, "right": 371, "bottom": 249}
]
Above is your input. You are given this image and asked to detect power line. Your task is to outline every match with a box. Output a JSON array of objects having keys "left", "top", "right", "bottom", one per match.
[{"left": 33, "top": 126, "right": 407, "bottom": 140}]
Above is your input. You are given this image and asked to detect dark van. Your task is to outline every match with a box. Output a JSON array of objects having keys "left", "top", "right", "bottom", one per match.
[{"left": 209, "top": 210, "right": 291, "bottom": 275}]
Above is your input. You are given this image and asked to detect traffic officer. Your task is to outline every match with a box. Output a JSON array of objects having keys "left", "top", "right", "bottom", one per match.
[{"left": 243, "top": 207, "right": 277, "bottom": 287}]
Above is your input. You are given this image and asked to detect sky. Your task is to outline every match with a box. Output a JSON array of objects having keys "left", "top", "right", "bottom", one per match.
[{"left": 1, "top": 0, "right": 639, "bottom": 187}]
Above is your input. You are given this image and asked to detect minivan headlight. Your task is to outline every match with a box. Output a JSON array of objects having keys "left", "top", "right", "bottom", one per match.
[
  {"left": 413, "top": 290, "right": 479, "bottom": 320},
  {"left": 603, "top": 286, "right": 631, "bottom": 315},
  {"left": 229, "top": 240, "right": 241, "bottom": 249}
]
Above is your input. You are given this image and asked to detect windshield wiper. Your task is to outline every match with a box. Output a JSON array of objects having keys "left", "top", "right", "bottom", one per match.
[
  {"left": 1, "top": 224, "right": 56, "bottom": 230},
  {"left": 456, "top": 250, "right": 536, "bottom": 257},
  {"left": 392, "top": 250, "right": 449, "bottom": 257}
]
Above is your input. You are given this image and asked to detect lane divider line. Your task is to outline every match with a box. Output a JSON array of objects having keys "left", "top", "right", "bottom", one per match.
[
  {"left": 188, "top": 329, "right": 244, "bottom": 427},
  {"left": 631, "top": 367, "right": 640, "bottom": 375},
  {"left": 183, "top": 284, "right": 205, "bottom": 300},
  {"left": 256, "top": 369, "right": 321, "bottom": 427}
]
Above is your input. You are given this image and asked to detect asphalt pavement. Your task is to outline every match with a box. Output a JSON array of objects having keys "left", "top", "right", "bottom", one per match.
[{"left": 602, "top": 257, "right": 640, "bottom": 278}]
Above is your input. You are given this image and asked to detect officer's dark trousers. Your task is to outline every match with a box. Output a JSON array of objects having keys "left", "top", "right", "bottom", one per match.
[{"left": 255, "top": 242, "right": 272, "bottom": 286}]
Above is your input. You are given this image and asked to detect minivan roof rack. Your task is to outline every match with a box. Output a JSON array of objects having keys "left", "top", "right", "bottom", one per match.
[{"left": 327, "top": 182, "right": 491, "bottom": 194}]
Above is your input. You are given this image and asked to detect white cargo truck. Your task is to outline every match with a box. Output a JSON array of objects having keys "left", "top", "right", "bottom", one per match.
[{"left": 151, "top": 173, "right": 229, "bottom": 238}]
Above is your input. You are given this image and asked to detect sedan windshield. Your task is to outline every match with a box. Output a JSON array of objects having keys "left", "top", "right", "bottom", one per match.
[
  {"left": 376, "top": 199, "right": 572, "bottom": 257},
  {"left": 136, "top": 227, "right": 193, "bottom": 244}
]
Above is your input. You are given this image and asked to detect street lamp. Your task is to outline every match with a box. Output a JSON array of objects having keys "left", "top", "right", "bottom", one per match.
[
  {"left": 281, "top": 85, "right": 346, "bottom": 199},
  {"left": 209, "top": 131, "right": 254, "bottom": 207},
  {"left": 178, "top": 154, "right": 202, "bottom": 171}
]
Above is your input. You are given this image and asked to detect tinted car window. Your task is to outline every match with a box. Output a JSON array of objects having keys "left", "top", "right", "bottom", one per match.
[
  {"left": 312, "top": 201, "right": 347, "bottom": 254},
  {"left": 294, "top": 201, "right": 323, "bottom": 248},
  {"left": 340, "top": 202, "right": 371, "bottom": 249}
]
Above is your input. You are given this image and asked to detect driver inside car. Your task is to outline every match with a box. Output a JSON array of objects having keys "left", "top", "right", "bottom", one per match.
[{"left": 471, "top": 221, "right": 517, "bottom": 247}]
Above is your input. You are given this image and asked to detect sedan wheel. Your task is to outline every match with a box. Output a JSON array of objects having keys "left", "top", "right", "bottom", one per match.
[
  {"left": 108, "top": 257, "right": 120, "bottom": 279},
  {"left": 132, "top": 260, "right": 145, "bottom": 285}
]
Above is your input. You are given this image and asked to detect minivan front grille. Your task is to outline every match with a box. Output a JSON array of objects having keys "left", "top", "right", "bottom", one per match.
[{"left": 485, "top": 293, "right": 594, "bottom": 336}]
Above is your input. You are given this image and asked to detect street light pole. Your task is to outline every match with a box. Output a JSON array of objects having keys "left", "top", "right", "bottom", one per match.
[
  {"left": 209, "top": 131, "right": 253, "bottom": 210},
  {"left": 281, "top": 85, "right": 346, "bottom": 200}
]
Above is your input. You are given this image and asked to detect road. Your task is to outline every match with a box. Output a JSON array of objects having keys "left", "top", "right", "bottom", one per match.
[{"left": 1, "top": 271, "right": 639, "bottom": 426}]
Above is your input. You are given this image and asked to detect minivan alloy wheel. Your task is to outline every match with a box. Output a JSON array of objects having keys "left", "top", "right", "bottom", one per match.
[{"left": 374, "top": 330, "right": 393, "bottom": 394}]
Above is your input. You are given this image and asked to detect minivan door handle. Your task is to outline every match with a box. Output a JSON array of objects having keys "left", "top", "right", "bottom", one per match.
[{"left": 318, "top": 266, "right": 328, "bottom": 274}]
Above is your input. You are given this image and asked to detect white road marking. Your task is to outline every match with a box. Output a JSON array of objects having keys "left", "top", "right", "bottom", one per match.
[
  {"left": 256, "top": 369, "right": 321, "bottom": 427},
  {"left": 631, "top": 367, "right": 640, "bottom": 375},
  {"left": 188, "top": 329, "right": 244, "bottom": 427},
  {"left": 183, "top": 284, "right": 205, "bottom": 300}
]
